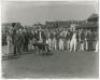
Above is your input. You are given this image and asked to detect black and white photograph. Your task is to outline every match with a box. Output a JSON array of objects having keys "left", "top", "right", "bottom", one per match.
[{"left": 1, "top": 0, "right": 99, "bottom": 79}]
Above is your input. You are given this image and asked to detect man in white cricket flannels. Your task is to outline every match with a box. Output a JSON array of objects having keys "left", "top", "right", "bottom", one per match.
[
  {"left": 70, "top": 24, "right": 78, "bottom": 52},
  {"left": 70, "top": 31, "right": 78, "bottom": 52}
]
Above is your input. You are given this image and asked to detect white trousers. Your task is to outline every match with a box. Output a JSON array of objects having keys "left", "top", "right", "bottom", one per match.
[
  {"left": 46, "top": 39, "right": 52, "bottom": 50},
  {"left": 95, "top": 41, "right": 98, "bottom": 52},
  {"left": 52, "top": 40, "right": 57, "bottom": 50},
  {"left": 85, "top": 40, "right": 88, "bottom": 51},
  {"left": 7, "top": 39, "right": 13, "bottom": 54},
  {"left": 59, "top": 39, "right": 64, "bottom": 50},
  {"left": 80, "top": 42, "right": 84, "bottom": 51},
  {"left": 70, "top": 39, "right": 77, "bottom": 52}
]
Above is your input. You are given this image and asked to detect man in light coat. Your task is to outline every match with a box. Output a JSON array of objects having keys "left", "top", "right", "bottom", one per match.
[{"left": 70, "top": 31, "right": 78, "bottom": 52}]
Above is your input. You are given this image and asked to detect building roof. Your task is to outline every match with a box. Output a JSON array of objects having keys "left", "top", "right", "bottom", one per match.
[
  {"left": 87, "top": 13, "right": 98, "bottom": 22},
  {"left": 77, "top": 22, "right": 98, "bottom": 29}
]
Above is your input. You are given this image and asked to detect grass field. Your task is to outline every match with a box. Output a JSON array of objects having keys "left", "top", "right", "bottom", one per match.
[{"left": 2, "top": 50, "right": 99, "bottom": 79}]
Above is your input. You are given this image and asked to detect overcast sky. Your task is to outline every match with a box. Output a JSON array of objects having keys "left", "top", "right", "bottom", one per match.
[{"left": 2, "top": 1, "right": 98, "bottom": 26}]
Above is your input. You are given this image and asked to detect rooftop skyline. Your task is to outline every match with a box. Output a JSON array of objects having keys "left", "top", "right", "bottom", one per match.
[{"left": 2, "top": 1, "right": 98, "bottom": 26}]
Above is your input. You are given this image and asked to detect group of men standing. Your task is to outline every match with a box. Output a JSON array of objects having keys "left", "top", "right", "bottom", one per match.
[
  {"left": 50, "top": 29, "right": 97, "bottom": 52},
  {"left": 30, "top": 27, "right": 98, "bottom": 53},
  {"left": 5, "top": 24, "right": 98, "bottom": 56},
  {"left": 6, "top": 27, "right": 33, "bottom": 56}
]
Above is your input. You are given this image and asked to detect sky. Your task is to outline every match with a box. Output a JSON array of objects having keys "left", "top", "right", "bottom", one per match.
[{"left": 2, "top": 1, "right": 98, "bottom": 26}]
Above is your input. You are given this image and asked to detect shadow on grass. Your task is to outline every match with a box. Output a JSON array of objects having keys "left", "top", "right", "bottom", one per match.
[
  {"left": 2, "top": 50, "right": 54, "bottom": 61},
  {"left": 2, "top": 54, "right": 21, "bottom": 61}
]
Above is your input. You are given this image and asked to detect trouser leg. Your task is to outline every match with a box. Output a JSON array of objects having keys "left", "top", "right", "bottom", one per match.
[
  {"left": 59, "top": 44, "right": 61, "bottom": 50},
  {"left": 70, "top": 40, "right": 73, "bottom": 52},
  {"left": 59, "top": 42, "right": 61, "bottom": 50},
  {"left": 25, "top": 43, "right": 28, "bottom": 52},
  {"left": 80, "top": 42, "right": 84, "bottom": 51},
  {"left": 55, "top": 43, "right": 57, "bottom": 50},
  {"left": 73, "top": 40, "right": 77, "bottom": 52},
  {"left": 85, "top": 40, "right": 88, "bottom": 51},
  {"left": 67, "top": 40, "right": 70, "bottom": 51},
  {"left": 13, "top": 44, "right": 17, "bottom": 55},
  {"left": 95, "top": 41, "right": 98, "bottom": 52},
  {"left": 61, "top": 41, "right": 64, "bottom": 50},
  {"left": 82, "top": 42, "right": 84, "bottom": 51},
  {"left": 70, "top": 41, "right": 72, "bottom": 52}
]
